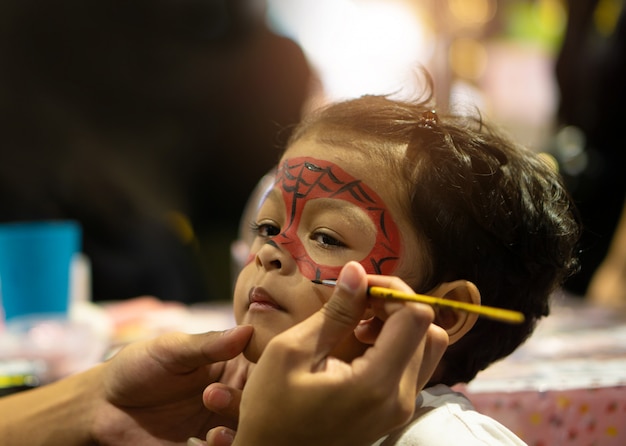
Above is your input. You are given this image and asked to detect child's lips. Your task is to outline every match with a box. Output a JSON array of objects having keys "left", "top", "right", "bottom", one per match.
[{"left": 248, "top": 287, "right": 285, "bottom": 311}]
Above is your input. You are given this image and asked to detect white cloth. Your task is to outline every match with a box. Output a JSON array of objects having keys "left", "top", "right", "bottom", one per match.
[{"left": 372, "top": 384, "right": 527, "bottom": 446}]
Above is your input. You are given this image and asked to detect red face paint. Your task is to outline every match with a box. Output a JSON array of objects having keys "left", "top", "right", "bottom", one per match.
[{"left": 267, "top": 157, "right": 402, "bottom": 281}]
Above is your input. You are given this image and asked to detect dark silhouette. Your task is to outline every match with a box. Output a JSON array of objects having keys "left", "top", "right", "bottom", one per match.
[
  {"left": 554, "top": 0, "right": 626, "bottom": 295},
  {"left": 0, "top": 0, "right": 312, "bottom": 302}
]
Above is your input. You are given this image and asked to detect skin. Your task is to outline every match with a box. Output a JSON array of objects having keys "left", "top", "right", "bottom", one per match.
[
  {"left": 200, "top": 261, "right": 449, "bottom": 446},
  {"left": 194, "top": 136, "right": 468, "bottom": 445},
  {"left": 234, "top": 137, "right": 423, "bottom": 363},
  {"left": 0, "top": 326, "right": 254, "bottom": 445},
  {"left": 223, "top": 262, "right": 447, "bottom": 446}
]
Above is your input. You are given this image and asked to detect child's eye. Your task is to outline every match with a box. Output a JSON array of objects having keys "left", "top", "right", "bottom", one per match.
[
  {"left": 250, "top": 221, "right": 281, "bottom": 238},
  {"left": 311, "top": 231, "right": 346, "bottom": 248}
]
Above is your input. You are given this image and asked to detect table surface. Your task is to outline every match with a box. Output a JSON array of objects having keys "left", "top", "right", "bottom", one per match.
[{"left": 456, "top": 291, "right": 626, "bottom": 445}]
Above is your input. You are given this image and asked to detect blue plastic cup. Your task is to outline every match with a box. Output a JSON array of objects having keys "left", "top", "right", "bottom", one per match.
[{"left": 0, "top": 221, "right": 81, "bottom": 321}]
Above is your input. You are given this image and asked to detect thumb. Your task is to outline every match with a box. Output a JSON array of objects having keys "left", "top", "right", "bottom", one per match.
[
  {"left": 320, "top": 261, "right": 369, "bottom": 333},
  {"left": 146, "top": 325, "right": 253, "bottom": 373},
  {"left": 279, "top": 261, "right": 369, "bottom": 364}
]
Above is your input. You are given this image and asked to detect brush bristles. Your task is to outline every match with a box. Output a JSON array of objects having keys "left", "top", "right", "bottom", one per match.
[{"left": 311, "top": 279, "right": 337, "bottom": 286}]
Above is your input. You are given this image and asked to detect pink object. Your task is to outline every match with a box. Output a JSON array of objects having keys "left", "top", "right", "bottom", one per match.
[{"left": 458, "top": 386, "right": 626, "bottom": 445}]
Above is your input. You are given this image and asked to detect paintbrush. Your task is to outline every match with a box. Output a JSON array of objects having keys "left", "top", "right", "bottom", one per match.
[{"left": 311, "top": 279, "right": 525, "bottom": 324}]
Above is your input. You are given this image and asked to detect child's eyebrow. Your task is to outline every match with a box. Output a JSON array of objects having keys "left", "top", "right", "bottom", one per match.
[{"left": 253, "top": 189, "right": 284, "bottom": 220}]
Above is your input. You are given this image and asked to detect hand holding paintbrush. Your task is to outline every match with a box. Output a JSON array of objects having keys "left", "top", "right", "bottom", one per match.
[{"left": 312, "top": 279, "right": 525, "bottom": 324}]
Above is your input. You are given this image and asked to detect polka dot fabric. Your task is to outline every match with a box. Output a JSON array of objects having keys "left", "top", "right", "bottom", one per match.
[{"left": 465, "top": 387, "right": 626, "bottom": 445}]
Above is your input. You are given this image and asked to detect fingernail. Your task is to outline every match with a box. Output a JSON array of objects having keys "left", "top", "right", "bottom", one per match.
[
  {"left": 187, "top": 437, "right": 207, "bottom": 446},
  {"left": 354, "top": 319, "right": 369, "bottom": 335},
  {"left": 337, "top": 261, "right": 361, "bottom": 293},
  {"left": 223, "top": 325, "right": 242, "bottom": 335},
  {"left": 217, "top": 428, "right": 235, "bottom": 445},
  {"left": 206, "top": 386, "right": 232, "bottom": 409}
]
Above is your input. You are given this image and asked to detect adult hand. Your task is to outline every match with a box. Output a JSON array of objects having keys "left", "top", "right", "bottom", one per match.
[
  {"left": 92, "top": 326, "right": 253, "bottom": 445},
  {"left": 201, "top": 261, "right": 449, "bottom": 446}
]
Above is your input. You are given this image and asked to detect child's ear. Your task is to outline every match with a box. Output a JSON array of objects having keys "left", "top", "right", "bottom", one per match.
[{"left": 428, "top": 280, "right": 481, "bottom": 344}]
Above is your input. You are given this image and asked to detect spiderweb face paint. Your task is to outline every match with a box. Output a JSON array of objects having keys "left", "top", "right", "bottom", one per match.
[{"left": 269, "top": 156, "right": 401, "bottom": 281}]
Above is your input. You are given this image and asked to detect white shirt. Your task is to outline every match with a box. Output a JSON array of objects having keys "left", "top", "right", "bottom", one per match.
[{"left": 372, "top": 384, "right": 527, "bottom": 445}]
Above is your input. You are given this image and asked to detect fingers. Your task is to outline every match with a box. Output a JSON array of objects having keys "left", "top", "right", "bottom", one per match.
[
  {"left": 271, "top": 261, "right": 369, "bottom": 366},
  {"left": 147, "top": 325, "right": 254, "bottom": 373},
  {"left": 204, "top": 427, "right": 236, "bottom": 446},
  {"left": 321, "top": 260, "right": 370, "bottom": 329},
  {"left": 202, "top": 383, "right": 242, "bottom": 420},
  {"left": 354, "top": 272, "right": 433, "bottom": 344},
  {"left": 355, "top": 300, "right": 435, "bottom": 383},
  {"left": 353, "top": 316, "right": 383, "bottom": 344},
  {"left": 366, "top": 273, "right": 418, "bottom": 292},
  {"left": 416, "top": 323, "right": 449, "bottom": 390},
  {"left": 346, "top": 301, "right": 447, "bottom": 429},
  {"left": 350, "top": 274, "right": 448, "bottom": 404},
  {"left": 187, "top": 426, "right": 236, "bottom": 446},
  {"left": 195, "top": 326, "right": 254, "bottom": 363}
]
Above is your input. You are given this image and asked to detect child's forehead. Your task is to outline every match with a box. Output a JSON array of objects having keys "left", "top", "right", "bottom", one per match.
[
  {"left": 280, "top": 138, "right": 406, "bottom": 210},
  {"left": 281, "top": 137, "right": 377, "bottom": 180},
  {"left": 275, "top": 155, "right": 373, "bottom": 199}
]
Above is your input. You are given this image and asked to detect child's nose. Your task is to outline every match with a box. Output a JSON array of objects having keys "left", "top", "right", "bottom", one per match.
[{"left": 255, "top": 239, "right": 292, "bottom": 273}]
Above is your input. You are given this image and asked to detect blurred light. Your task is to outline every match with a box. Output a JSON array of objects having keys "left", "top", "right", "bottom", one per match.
[
  {"left": 267, "top": 0, "right": 432, "bottom": 101},
  {"left": 449, "top": 37, "right": 488, "bottom": 81},
  {"left": 594, "top": 0, "right": 623, "bottom": 36},
  {"left": 555, "top": 125, "right": 589, "bottom": 176},
  {"left": 448, "top": 0, "right": 496, "bottom": 27},
  {"left": 537, "top": 0, "right": 566, "bottom": 35},
  {"left": 504, "top": 0, "right": 566, "bottom": 51}
]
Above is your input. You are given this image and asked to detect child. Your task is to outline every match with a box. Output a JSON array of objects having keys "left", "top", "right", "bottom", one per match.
[{"left": 230, "top": 87, "right": 580, "bottom": 444}]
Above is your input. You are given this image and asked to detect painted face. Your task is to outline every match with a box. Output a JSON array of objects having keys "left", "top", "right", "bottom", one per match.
[
  {"left": 234, "top": 141, "right": 412, "bottom": 363},
  {"left": 248, "top": 156, "right": 402, "bottom": 280}
]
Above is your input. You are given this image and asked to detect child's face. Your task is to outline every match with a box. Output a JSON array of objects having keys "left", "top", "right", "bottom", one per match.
[{"left": 234, "top": 136, "right": 421, "bottom": 362}]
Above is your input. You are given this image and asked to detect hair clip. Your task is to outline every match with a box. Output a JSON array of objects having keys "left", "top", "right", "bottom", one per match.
[{"left": 418, "top": 109, "right": 438, "bottom": 129}]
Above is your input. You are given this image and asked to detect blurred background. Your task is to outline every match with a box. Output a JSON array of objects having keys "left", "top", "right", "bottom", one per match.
[{"left": 1, "top": 0, "right": 623, "bottom": 304}]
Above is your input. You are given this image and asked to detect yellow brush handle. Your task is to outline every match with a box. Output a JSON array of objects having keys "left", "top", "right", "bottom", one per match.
[{"left": 367, "top": 286, "right": 525, "bottom": 324}]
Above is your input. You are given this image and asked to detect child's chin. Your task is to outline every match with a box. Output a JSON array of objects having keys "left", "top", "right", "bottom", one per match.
[
  {"left": 242, "top": 331, "right": 270, "bottom": 363},
  {"left": 243, "top": 347, "right": 261, "bottom": 363}
]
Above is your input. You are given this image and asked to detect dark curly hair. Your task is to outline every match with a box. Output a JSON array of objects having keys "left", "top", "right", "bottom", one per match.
[{"left": 288, "top": 86, "right": 581, "bottom": 385}]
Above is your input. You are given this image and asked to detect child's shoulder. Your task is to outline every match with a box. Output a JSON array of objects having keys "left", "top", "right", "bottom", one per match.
[{"left": 372, "top": 385, "right": 527, "bottom": 446}]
